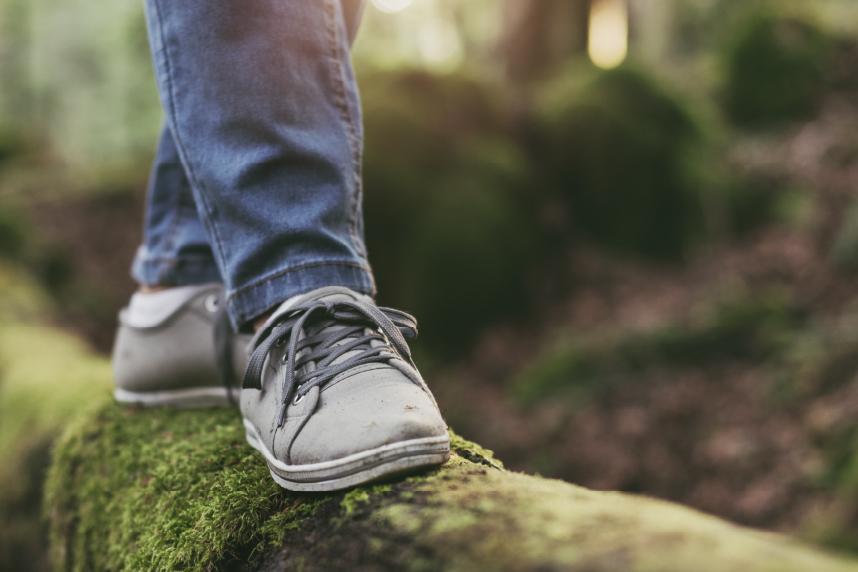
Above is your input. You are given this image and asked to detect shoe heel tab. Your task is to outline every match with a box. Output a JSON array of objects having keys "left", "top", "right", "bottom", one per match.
[{"left": 118, "top": 284, "right": 223, "bottom": 329}]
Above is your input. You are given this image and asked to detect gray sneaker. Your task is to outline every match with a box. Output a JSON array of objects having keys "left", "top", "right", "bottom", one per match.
[
  {"left": 112, "top": 284, "right": 249, "bottom": 408},
  {"left": 241, "top": 286, "right": 450, "bottom": 492}
]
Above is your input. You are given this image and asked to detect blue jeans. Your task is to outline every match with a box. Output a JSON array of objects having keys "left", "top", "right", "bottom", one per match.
[{"left": 132, "top": 0, "right": 374, "bottom": 329}]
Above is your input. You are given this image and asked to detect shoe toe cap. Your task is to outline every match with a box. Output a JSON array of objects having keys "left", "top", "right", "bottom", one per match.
[{"left": 284, "top": 368, "right": 447, "bottom": 465}]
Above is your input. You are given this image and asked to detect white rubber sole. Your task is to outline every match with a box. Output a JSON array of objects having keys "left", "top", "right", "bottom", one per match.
[
  {"left": 114, "top": 386, "right": 238, "bottom": 408},
  {"left": 244, "top": 419, "right": 450, "bottom": 492}
]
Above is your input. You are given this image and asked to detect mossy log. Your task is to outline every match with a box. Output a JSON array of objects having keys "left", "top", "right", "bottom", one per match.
[{"left": 47, "top": 402, "right": 858, "bottom": 572}]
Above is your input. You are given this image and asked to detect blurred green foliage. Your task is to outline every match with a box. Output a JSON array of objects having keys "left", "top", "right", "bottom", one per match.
[
  {"left": 0, "top": 199, "right": 73, "bottom": 297},
  {"left": 721, "top": 9, "right": 834, "bottom": 128},
  {"left": 0, "top": 0, "right": 160, "bottom": 176},
  {"left": 722, "top": 173, "right": 804, "bottom": 237},
  {"left": 831, "top": 199, "right": 858, "bottom": 273},
  {"left": 768, "top": 313, "right": 858, "bottom": 554},
  {"left": 359, "top": 62, "right": 801, "bottom": 354},
  {"left": 512, "top": 290, "right": 801, "bottom": 406},
  {"left": 362, "top": 70, "right": 542, "bottom": 354},
  {"left": 535, "top": 65, "right": 708, "bottom": 260},
  {"left": 0, "top": 203, "right": 27, "bottom": 259}
]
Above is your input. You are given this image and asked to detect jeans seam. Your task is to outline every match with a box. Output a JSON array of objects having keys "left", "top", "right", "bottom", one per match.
[
  {"left": 157, "top": 191, "right": 192, "bottom": 261},
  {"left": 150, "top": 0, "right": 230, "bottom": 281},
  {"left": 323, "top": 0, "right": 366, "bottom": 259},
  {"left": 225, "top": 258, "right": 373, "bottom": 304},
  {"left": 158, "top": 155, "right": 185, "bottom": 258},
  {"left": 136, "top": 253, "right": 215, "bottom": 262}
]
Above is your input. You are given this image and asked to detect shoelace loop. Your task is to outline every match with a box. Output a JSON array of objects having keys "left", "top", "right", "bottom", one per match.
[{"left": 242, "top": 298, "right": 418, "bottom": 427}]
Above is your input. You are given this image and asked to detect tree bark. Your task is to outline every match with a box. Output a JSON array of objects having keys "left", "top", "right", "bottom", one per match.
[{"left": 500, "top": 0, "right": 591, "bottom": 83}]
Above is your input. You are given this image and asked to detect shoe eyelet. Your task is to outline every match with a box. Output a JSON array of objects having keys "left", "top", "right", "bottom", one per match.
[{"left": 204, "top": 294, "right": 220, "bottom": 313}]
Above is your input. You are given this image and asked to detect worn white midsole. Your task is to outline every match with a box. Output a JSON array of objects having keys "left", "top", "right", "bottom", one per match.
[
  {"left": 243, "top": 418, "right": 450, "bottom": 481},
  {"left": 114, "top": 386, "right": 238, "bottom": 406}
]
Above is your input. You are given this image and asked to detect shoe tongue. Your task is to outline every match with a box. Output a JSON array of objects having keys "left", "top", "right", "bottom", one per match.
[{"left": 301, "top": 289, "right": 379, "bottom": 369}]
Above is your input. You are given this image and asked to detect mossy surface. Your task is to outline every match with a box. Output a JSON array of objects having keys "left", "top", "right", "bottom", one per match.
[
  {"left": 44, "top": 400, "right": 501, "bottom": 571},
  {"left": 0, "top": 261, "right": 110, "bottom": 571},
  {"left": 47, "top": 399, "right": 858, "bottom": 571}
]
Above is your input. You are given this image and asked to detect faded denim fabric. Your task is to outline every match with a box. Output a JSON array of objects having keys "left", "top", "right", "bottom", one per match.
[{"left": 132, "top": 0, "right": 373, "bottom": 329}]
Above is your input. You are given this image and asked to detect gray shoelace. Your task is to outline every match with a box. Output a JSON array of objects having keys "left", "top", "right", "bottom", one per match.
[{"left": 242, "top": 298, "right": 418, "bottom": 427}]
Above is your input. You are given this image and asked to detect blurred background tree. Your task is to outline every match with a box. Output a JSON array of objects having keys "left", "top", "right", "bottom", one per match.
[{"left": 2, "top": 0, "right": 858, "bottom": 568}]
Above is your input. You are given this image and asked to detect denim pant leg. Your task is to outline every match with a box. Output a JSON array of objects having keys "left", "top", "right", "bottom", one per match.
[
  {"left": 131, "top": 125, "right": 222, "bottom": 287},
  {"left": 143, "top": 0, "right": 374, "bottom": 329}
]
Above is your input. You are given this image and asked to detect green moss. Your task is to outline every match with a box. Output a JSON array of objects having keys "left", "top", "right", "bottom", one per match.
[
  {"left": 448, "top": 430, "right": 503, "bottom": 470},
  {"left": 513, "top": 289, "right": 801, "bottom": 405},
  {"left": 46, "top": 395, "right": 858, "bottom": 571},
  {"left": 44, "top": 399, "right": 503, "bottom": 571},
  {"left": 47, "top": 405, "right": 286, "bottom": 570},
  {"left": 364, "top": 462, "right": 856, "bottom": 572},
  {"left": 340, "top": 488, "right": 373, "bottom": 517},
  {"left": 0, "top": 264, "right": 108, "bottom": 571}
]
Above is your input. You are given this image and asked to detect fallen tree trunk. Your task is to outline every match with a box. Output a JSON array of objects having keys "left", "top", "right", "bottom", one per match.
[{"left": 47, "top": 402, "right": 857, "bottom": 572}]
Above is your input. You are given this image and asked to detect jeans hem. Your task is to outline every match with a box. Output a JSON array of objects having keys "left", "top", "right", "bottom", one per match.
[
  {"left": 226, "top": 259, "right": 376, "bottom": 329},
  {"left": 131, "top": 247, "right": 222, "bottom": 287}
]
